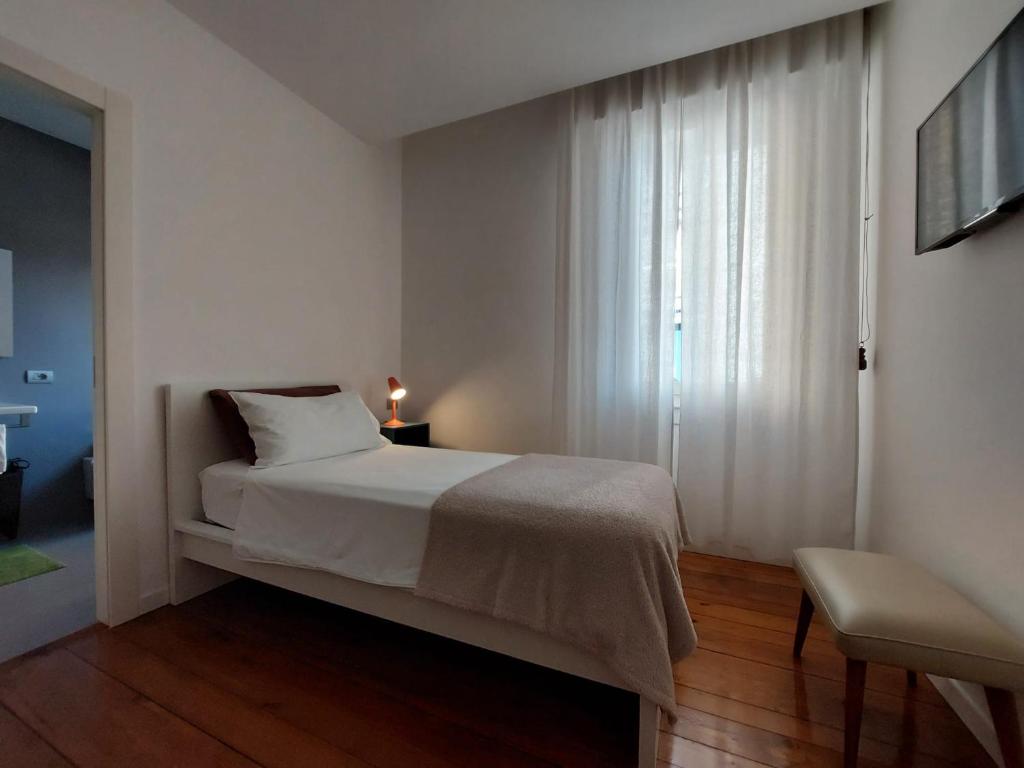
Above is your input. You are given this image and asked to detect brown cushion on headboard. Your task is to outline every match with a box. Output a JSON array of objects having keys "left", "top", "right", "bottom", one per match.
[{"left": 208, "top": 385, "right": 342, "bottom": 465}]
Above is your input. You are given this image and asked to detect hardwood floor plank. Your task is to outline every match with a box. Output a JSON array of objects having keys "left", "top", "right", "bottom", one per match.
[
  {"left": 659, "top": 730, "right": 775, "bottom": 767},
  {"left": 685, "top": 587, "right": 828, "bottom": 625},
  {"left": 0, "top": 703, "right": 73, "bottom": 768},
  {"left": 176, "top": 580, "right": 631, "bottom": 768},
  {"left": 679, "top": 569, "right": 805, "bottom": 610},
  {"left": 664, "top": 702, "right": 965, "bottom": 768},
  {"left": 667, "top": 704, "right": 844, "bottom": 768},
  {"left": 0, "top": 646, "right": 258, "bottom": 768},
  {"left": 685, "top": 591, "right": 833, "bottom": 641},
  {"left": 671, "top": 687, "right": 964, "bottom": 768},
  {"left": 117, "top": 609, "right": 564, "bottom": 768},
  {"left": 674, "top": 648, "right": 994, "bottom": 765},
  {"left": 679, "top": 553, "right": 804, "bottom": 589},
  {"left": 690, "top": 614, "right": 947, "bottom": 706},
  {"left": 64, "top": 630, "right": 373, "bottom": 768},
  {"left": 694, "top": 612, "right": 842, "bottom": 658}
]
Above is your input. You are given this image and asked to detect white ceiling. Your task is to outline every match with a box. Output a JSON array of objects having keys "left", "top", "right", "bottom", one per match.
[{"left": 169, "top": 0, "right": 874, "bottom": 143}]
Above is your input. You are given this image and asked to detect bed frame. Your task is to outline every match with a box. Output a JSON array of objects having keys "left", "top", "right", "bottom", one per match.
[{"left": 165, "top": 382, "right": 660, "bottom": 766}]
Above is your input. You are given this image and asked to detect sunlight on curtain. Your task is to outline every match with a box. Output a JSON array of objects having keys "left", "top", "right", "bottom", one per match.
[
  {"left": 676, "top": 14, "right": 863, "bottom": 563},
  {"left": 557, "top": 13, "right": 864, "bottom": 563},
  {"left": 554, "top": 68, "right": 681, "bottom": 467}
]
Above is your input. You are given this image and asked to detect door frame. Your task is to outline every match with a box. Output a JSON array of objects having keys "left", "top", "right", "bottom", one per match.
[{"left": 0, "top": 34, "right": 138, "bottom": 625}]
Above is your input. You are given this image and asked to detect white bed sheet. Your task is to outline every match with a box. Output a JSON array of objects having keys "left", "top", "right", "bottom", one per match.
[
  {"left": 203, "top": 444, "right": 515, "bottom": 588},
  {"left": 199, "top": 459, "right": 250, "bottom": 529}
]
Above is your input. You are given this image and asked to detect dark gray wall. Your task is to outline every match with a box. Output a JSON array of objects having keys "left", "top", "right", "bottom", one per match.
[{"left": 0, "top": 116, "right": 92, "bottom": 534}]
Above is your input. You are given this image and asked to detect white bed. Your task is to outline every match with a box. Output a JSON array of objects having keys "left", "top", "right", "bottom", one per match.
[
  {"left": 200, "top": 444, "right": 514, "bottom": 586},
  {"left": 166, "top": 382, "right": 661, "bottom": 767}
]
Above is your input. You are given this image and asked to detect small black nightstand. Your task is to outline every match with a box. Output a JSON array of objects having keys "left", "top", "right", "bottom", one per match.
[{"left": 380, "top": 421, "right": 430, "bottom": 447}]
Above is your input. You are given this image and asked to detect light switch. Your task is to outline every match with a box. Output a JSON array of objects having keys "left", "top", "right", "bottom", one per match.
[{"left": 26, "top": 370, "right": 54, "bottom": 383}]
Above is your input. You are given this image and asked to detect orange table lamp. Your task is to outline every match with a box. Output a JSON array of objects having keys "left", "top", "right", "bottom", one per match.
[{"left": 384, "top": 376, "right": 407, "bottom": 426}]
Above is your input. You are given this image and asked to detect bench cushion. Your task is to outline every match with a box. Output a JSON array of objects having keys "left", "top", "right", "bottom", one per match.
[{"left": 793, "top": 548, "right": 1024, "bottom": 691}]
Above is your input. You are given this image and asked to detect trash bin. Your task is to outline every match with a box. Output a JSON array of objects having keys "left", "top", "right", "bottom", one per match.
[{"left": 0, "top": 458, "right": 29, "bottom": 540}]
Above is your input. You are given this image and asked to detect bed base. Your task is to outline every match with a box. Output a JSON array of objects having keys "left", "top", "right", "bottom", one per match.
[{"left": 165, "top": 383, "right": 660, "bottom": 767}]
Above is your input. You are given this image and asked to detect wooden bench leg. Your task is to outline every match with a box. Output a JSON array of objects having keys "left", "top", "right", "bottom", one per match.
[
  {"left": 985, "top": 686, "right": 1022, "bottom": 768},
  {"left": 845, "top": 658, "right": 867, "bottom": 768},
  {"left": 793, "top": 590, "right": 814, "bottom": 658}
]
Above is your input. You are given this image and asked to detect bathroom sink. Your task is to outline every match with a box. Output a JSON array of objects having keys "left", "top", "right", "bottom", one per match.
[{"left": 0, "top": 403, "right": 37, "bottom": 427}]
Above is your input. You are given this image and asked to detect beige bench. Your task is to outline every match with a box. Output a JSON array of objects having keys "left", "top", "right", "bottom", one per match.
[{"left": 792, "top": 548, "right": 1024, "bottom": 768}]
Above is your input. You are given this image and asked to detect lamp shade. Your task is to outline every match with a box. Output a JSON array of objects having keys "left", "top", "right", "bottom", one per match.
[{"left": 387, "top": 376, "right": 406, "bottom": 400}]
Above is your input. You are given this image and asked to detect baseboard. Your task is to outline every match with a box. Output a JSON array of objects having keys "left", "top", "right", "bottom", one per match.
[
  {"left": 138, "top": 585, "right": 169, "bottom": 614},
  {"left": 928, "top": 675, "right": 1005, "bottom": 767}
]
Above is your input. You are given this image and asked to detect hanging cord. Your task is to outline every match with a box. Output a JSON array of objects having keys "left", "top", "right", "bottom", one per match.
[{"left": 858, "top": 33, "right": 873, "bottom": 371}]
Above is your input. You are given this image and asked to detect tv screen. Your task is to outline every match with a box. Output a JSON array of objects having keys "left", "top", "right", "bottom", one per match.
[{"left": 917, "top": 8, "right": 1024, "bottom": 254}]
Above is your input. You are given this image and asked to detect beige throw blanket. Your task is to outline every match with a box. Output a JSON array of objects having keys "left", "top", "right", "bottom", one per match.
[{"left": 413, "top": 453, "right": 697, "bottom": 713}]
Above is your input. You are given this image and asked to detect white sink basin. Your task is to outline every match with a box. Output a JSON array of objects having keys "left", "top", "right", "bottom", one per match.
[
  {"left": 0, "top": 403, "right": 37, "bottom": 416},
  {"left": 0, "top": 403, "right": 37, "bottom": 427}
]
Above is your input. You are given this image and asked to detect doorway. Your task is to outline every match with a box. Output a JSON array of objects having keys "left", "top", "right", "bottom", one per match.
[
  {"left": 0, "top": 70, "right": 96, "bottom": 661},
  {"left": 0, "top": 34, "right": 139, "bottom": 636}
]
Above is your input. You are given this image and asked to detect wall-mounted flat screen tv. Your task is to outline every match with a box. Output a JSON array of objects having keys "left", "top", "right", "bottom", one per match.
[{"left": 917, "top": 7, "right": 1024, "bottom": 254}]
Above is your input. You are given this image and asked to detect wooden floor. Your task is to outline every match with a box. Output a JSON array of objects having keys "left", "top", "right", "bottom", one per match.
[{"left": 0, "top": 552, "right": 995, "bottom": 767}]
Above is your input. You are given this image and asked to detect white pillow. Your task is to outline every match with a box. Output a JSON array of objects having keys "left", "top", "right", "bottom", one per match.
[{"left": 230, "top": 390, "right": 387, "bottom": 467}]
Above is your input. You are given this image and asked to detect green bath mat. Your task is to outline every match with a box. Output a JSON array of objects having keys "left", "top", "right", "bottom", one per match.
[{"left": 0, "top": 544, "right": 64, "bottom": 586}]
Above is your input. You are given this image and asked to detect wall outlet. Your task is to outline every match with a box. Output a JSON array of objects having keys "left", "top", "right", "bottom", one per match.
[{"left": 26, "top": 370, "right": 54, "bottom": 383}]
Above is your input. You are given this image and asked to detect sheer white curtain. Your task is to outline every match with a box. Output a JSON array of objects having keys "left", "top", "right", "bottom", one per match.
[
  {"left": 557, "top": 14, "right": 863, "bottom": 562},
  {"left": 554, "top": 68, "right": 681, "bottom": 467}
]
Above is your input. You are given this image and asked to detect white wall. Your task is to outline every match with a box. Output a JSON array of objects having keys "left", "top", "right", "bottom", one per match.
[
  {"left": 0, "top": 0, "right": 402, "bottom": 610},
  {"left": 866, "top": 0, "right": 1024, "bottom": 754},
  {"left": 868, "top": 0, "right": 1024, "bottom": 640},
  {"left": 402, "top": 96, "right": 560, "bottom": 454}
]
